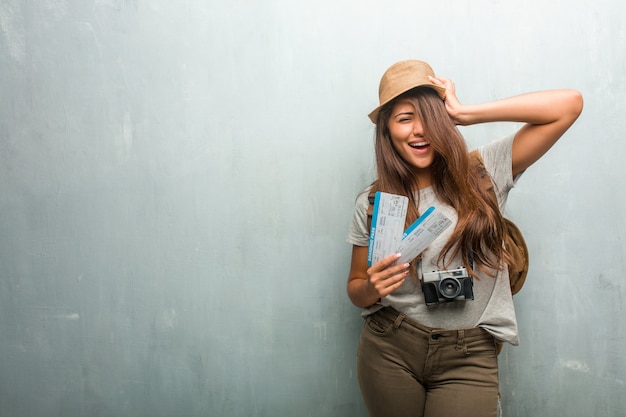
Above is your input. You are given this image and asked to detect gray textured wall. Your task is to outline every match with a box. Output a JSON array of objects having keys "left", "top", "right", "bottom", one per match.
[{"left": 1, "top": 1, "right": 624, "bottom": 416}]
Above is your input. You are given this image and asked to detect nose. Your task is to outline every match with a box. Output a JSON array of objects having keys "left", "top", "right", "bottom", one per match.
[{"left": 412, "top": 121, "right": 424, "bottom": 137}]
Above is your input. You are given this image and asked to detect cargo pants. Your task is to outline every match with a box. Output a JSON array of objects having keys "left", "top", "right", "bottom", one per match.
[{"left": 357, "top": 307, "right": 500, "bottom": 417}]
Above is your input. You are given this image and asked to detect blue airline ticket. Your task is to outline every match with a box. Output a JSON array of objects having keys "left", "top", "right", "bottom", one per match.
[
  {"left": 396, "top": 208, "right": 452, "bottom": 265},
  {"left": 367, "top": 192, "right": 408, "bottom": 266}
]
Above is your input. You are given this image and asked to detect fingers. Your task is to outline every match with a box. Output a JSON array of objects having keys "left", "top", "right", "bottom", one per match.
[
  {"left": 368, "top": 252, "right": 401, "bottom": 273},
  {"left": 429, "top": 75, "right": 464, "bottom": 124},
  {"left": 428, "top": 75, "right": 445, "bottom": 87},
  {"left": 428, "top": 75, "right": 451, "bottom": 86},
  {"left": 366, "top": 253, "right": 410, "bottom": 298},
  {"left": 429, "top": 75, "right": 456, "bottom": 96}
]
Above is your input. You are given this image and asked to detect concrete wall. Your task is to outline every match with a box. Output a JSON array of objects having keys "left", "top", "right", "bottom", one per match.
[{"left": 1, "top": 1, "right": 624, "bottom": 416}]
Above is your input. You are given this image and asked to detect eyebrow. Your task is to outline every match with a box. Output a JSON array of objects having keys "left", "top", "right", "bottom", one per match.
[{"left": 393, "top": 111, "right": 414, "bottom": 118}]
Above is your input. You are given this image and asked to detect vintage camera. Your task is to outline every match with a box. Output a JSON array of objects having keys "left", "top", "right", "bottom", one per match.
[{"left": 421, "top": 267, "right": 474, "bottom": 306}]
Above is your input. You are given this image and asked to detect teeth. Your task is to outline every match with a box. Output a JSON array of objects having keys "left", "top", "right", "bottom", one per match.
[{"left": 409, "top": 142, "right": 429, "bottom": 148}]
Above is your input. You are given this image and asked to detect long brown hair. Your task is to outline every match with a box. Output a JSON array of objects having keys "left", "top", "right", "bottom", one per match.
[{"left": 372, "top": 87, "right": 511, "bottom": 277}]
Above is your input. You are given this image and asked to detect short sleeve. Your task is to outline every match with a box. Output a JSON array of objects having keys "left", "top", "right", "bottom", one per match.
[{"left": 346, "top": 189, "right": 371, "bottom": 247}]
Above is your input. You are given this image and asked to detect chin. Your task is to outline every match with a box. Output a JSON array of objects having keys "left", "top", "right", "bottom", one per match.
[{"left": 409, "top": 157, "right": 435, "bottom": 170}]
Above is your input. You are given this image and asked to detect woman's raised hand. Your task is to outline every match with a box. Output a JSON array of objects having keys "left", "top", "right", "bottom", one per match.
[{"left": 428, "top": 75, "right": 466, "bottom": 125}]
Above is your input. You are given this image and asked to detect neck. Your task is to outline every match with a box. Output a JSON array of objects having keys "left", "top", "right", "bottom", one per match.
[{"left": 412, "top": 168, "right": 432, "bottom": 190}]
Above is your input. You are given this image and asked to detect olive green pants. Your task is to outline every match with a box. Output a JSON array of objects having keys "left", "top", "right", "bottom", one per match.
[{"left": 357, "top": 307, "right": 500, "bottom": 417}]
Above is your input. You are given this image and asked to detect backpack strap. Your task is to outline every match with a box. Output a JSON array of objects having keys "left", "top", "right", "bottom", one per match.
[{"left": 366, "top": 191, "right": 376, "bottom": 234}]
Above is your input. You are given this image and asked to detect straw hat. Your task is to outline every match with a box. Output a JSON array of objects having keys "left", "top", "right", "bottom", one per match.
[{"left": 368, "top": 60, "right": 446, "bottom": 124}]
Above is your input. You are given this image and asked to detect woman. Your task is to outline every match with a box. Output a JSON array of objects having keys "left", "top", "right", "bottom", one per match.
[{"left": 346, "top": 60, "right": 583, "bottom": 417}]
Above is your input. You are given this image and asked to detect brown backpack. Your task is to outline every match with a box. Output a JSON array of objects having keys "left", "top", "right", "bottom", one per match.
[{"left": 366, "top": 150, "right": 529, "bottom": 295}]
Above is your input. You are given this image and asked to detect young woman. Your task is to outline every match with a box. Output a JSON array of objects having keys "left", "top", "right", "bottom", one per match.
[{"left": 346, "top": 60, "right": 583, "bottom": 417}]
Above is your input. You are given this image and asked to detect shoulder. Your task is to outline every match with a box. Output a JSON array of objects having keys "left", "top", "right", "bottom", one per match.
[
  {"left": 355, "top": 187, "right": 372, "bottom": 208},
  {"left": 346, "top": 187, "right": 373, "bottom": 247},
  {"left": 476, "top": 134, "right": 515, "bottom": 164},
  {"left": 474, "top": 135, "right": 515, "bottom": 180}
]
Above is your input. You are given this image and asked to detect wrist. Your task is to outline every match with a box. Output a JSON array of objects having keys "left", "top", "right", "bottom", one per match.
[
  {"left": 451, "top": 103, "right": 483, "bottom": 126},
  {"left": 348, "top": 278, "right": 380, "bottom": 308},
  {"left": 362, "top": 279, "right": 382, "bottom": 307}
]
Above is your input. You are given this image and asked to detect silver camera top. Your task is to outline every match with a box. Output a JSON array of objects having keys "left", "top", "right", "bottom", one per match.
[{"left": 422, "top": 267, "right": 469, "bottom": 283}]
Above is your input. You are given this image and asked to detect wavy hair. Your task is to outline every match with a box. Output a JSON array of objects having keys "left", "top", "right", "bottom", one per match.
[{"left": 371, "top": 87, "right": 511, "bottom": 277}]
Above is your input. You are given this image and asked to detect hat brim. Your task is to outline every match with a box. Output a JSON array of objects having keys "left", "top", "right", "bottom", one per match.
[{"left": 368, "top": 83, "right": 446, "bottom": 124}]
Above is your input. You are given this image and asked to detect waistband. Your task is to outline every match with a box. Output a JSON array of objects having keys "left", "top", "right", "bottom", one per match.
[{"left": 372, "top": 306, "right": 493, "bottom": 344}]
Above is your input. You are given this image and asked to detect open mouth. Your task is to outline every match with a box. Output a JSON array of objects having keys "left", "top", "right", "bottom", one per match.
[{"left": 409, "top": 141, "right": 430, "bottom": 150}]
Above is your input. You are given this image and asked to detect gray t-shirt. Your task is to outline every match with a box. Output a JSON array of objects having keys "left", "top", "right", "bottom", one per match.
[{"left": 346, "top": 134, "right": 521, "bottom": 345}]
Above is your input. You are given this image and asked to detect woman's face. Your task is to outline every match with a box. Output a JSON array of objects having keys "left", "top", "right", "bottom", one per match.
[{"left": 387, "top": 99, "right": 435, "bottom": 175}]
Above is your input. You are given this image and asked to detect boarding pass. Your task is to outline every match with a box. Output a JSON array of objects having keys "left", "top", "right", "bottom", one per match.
[
  {"left": 367, "top": 192, "right": 408, "bottom": 266},
  {"left": 368, "top": 192, "right": 452, "bottom": 266}
]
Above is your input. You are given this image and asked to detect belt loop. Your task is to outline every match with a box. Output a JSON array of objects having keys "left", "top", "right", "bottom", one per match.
[
  {"left": 393, "top": 312, "right": 405, "bottom": 329},
  {"left": 456, "top": 329, "right": 469, "bottom": 356}
]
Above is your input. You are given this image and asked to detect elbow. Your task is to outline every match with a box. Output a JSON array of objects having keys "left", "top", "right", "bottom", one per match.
[
  {"left": 566, "top": 89, "right": 584, "bottom": 119},
  {"left": 551, "top": 89, "right": 583, "bottom": 130}
]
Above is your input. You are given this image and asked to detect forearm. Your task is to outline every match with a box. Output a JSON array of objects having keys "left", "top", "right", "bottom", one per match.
[
  {"left": 453, "top": 89, "right": 583, "bottom": 126},
  {"left": 347, "top": 247, "right": 408, "bottom": 308},
  {"left": 347, "top": 277, "right": 380, "bottom": 308}
]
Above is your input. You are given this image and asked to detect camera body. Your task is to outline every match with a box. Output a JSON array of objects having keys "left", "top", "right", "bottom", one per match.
[{"left": 421, "top": 267, "right": 474, "bottom": 306}]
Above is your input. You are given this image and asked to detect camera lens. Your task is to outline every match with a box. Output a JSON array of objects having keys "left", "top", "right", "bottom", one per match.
[{"left": 439, "top": 278, "right": 462, "bottom": 299}]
